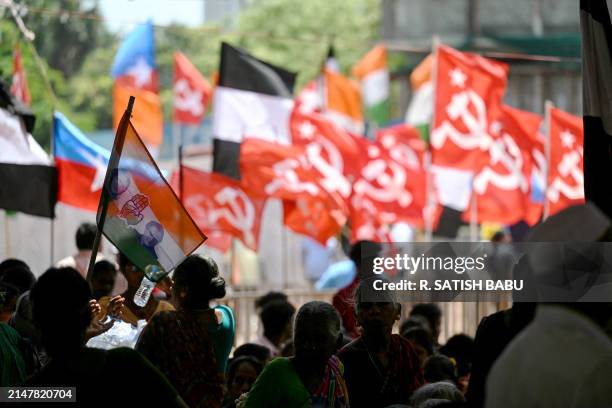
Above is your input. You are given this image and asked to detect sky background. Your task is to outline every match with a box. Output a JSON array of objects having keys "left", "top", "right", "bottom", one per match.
[{"left": 99, "top": 0, "right": 204, "bottom": 33}]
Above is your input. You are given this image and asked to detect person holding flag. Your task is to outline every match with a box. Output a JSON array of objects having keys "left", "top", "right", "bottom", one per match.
[{"left": 88, "top": 95, "right": 206, "bottom": 320}]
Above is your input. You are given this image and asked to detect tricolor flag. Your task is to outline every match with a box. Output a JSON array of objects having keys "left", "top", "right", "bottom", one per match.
[
  {"left": 0, "top": 81, "right": 56, "bottom": 217},
  {"left": 173, "top": 51, "right": 211, "bottom": 125},
  {"left": 352, "top": 45, "right": 390, "bottom": 128},
  {"left": 212, "top": 42, "right": 296, "bottom": 179},
  {"left": 54, "top": 112, "right": 110, "bottom": 212},
  {"left": 111, "top": 21, "right": 163, "bottom": 149},
  {"left": 11, "top": 45, "right": 31, "bottom": 106},
  {"left": 97, "top": 100, "right": 205, "bottom": 280},
  {"left": 405, "top": 54, "right": 433, "bottom": 140},
  {"left": 581, "top": 0, "right": 612, "bottom": 217},
  {"left": 323, "top": 68, "right": 364, "bottom": 135}
]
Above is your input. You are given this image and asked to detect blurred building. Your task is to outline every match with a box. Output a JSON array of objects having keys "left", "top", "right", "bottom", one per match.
[{"left": 383, "top": 0, "right": 581, "bottom": 117}]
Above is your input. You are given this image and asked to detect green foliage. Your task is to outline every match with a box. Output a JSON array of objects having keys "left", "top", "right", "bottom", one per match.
[
  {"left": 234, "top": 0, "right": 382, "bottom": 89},
  {"left": 0, "top": 0, "right": 384, "bottom": 149},
  {"left": 23, "top": 0, "right": 108, "bottom": 79}
]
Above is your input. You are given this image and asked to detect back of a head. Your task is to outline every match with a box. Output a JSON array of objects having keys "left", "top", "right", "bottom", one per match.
[
  {"left": 233, "top": 343, "right": 272, "bottom": 363},
  {"left": 410, "top": 381, "right": 465, "bottom": 407},
  {"left": 0, "top": 258, "right": 30, "bottom": 276},
  {"left": 423, "top": 355, "right": 457, "bottom": 384},
  {"left": 410, "top": 304, "right": 442, "bottom": 331},
  {"left": 439, "top": 334, "right": 474, "bottom": 376},
  {"left": 261, "top": 299, "right": 296, "bottom": 338},
  {"left": 0, "top": 263, "right": 36, "bottom": 294},
  {"left": 227, "top": 355, "right": 263, "bottom": 384},
  {"left": 30, "top": 267, "right": 92, "bottom": 355},
  {"left": 255, "top": 291, "right": 288, "bottom": 310},
  {"left": 402, "top": 327, "right": 434, "bottom": 356},
  {"left": 294, "top": 301, "right": 340, "bottom": 333},
  {"left": 173, "top": 255, "right": 226, "bottom": 308},
  {"left": 75, "top": 222, "right": 97, "bottom": 251}
]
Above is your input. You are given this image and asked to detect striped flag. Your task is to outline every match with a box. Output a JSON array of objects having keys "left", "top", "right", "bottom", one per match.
[
  {"left": 352, "top": 45, "right": 390, "bottom": 128},
  {"left": 212, "top": 43, "right": 296, "bottom": 179},
  {"left": 97, "top": 101, "right": 205, "bottom": 281},
  {"left": 581, "top": 0, "right": 612, "bottom": 217}
]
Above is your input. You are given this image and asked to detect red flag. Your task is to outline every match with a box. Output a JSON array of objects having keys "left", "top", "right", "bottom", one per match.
[
  {"left": 173, "top": 166, "right": 266, "bottom": 251},
  {"left": 349, "top": 195, "right": 392, "bottom": 243},
  {"left": 203, "top": 231, "right": 233, "bottom": 253},
  {"left": 431, "top": 45, "right": 508, "bottom": 170},
  {"left": 375, "top": 124, "right": 441, "bottom": 227},
  {"left": 525, "top": 133, "right": 546, "bottom": 226},
  {"left": 11, "top": 45, "right": 31, "bottom": 106},
  {"left": 173, "top": 52, "right": 211, "bottom": 125},
  {"left": 547, "top": 107, "right": 584, "bottom": 216},
  {"left": 465, "top": 106, "right": 542, "bottom": 225},
  {"left": 283, "top": 198, "right": 346, "bottom": 244}
]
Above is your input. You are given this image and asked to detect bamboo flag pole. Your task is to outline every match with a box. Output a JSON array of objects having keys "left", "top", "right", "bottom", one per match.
[{"left": 86, "top": 96, "right": 135, "bottom": 283}]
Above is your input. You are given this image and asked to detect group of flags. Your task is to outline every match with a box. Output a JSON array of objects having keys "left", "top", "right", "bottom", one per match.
[{"left": 0, "top": 14, "right": 598, "bottom": 263}]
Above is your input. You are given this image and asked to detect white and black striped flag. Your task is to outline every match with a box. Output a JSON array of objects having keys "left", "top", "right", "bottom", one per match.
[
  {"left": 212, "top": 42, "right": 296, "bottom": 179},
  {"left": 0, "top": 80, "right": 56, "bottom": 218},
  {"left": 581, "top": 0, "right": 612, "bottom": 217}
]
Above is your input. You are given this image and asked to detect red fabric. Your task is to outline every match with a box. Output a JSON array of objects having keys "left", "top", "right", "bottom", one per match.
[
  {"left": 287, "top": 103, "right": 362, "bottom": 243},
  {"left": 11, "top": 46, "right": 30, "bottom": 106},
  {"left": 56, "top": 158, "right": 102, "bottom": 211},
  {"left": 332, "top": 279, "right": 360, "bottom": 338},
  {"left": 239, "top": 138, "right": 346, "bottom": 231},
  {"left": 547, "top": 107, "right": 585, "bottom": 216},
  {"left": 431, "top": 45, "right": 508, "bottom": 170},
  {"left": 172, "top": 166, "right": 265, "bottom": 251},
  {"left": 173, "top": 52, "right": 211, "bottom": 125},
  {"left": 464, "top": 105, "right": 542, "bottom": 225}
]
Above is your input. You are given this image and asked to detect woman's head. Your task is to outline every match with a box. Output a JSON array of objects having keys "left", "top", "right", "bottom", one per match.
[
  {"left": 172, "top": 255, "right": 225, "bottom": 309},
  {"left": 30, "top": 267, "right": 92, "bottom": 356},
  {"left": 293, "top": 301, "right": 342, "bottom": 366},
  {"left": 227, "top": 356, "right": 263, "bottom": 400},
  {"left": 354, "top": 277, "right": 401, "bottom": 338}
]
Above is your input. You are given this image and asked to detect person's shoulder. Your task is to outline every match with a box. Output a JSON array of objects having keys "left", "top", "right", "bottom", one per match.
[
  {"left": 264, "top": 357, "right": 293, "bottom": 372},
  {"left": 338, "top": 337, "right": 365, "bottom": 357}
]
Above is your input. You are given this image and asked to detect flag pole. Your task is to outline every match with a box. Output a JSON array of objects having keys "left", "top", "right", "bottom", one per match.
[
  {"left": 86, "top": 96, "right": 135, "bottom": 282},
  {"left": 543, "top": 100, "right": 553, "bottom": 220},
  {"left": 49, "top": 111, "right": 56, "bottom": 266},
  {"left": 424, "top": 35, "right": 440, "bottom": 242}
]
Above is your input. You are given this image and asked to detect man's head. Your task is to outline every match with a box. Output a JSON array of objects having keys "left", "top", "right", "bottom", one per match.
[
  {"left": 255, "top": 291, "right": 288, "bottom": 313},
  {"left": 75, "top": 222, "right": 97, "bottom": 251},
  {"left": 293, "top": 301, "right": 342, "bottom": 367},
  {"left": 91, "top": 260, "right": 117, "bottom": 299},
  {"left": 260, "top": 299, "right": 295, "bottom": 346},
  {"left": 410, "top": 303, "right": 442, "bottom": 344},
  {"left": 140, "top": 221, "right": 164, "bottom": 248},
  {"left": 30, "top": 267, "right": 92, "bottom": 356}
]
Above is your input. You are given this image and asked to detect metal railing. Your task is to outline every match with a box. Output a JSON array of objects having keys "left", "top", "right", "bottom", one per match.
[{"left": 221, "top": 289, "right": 507, "bottom": 347}]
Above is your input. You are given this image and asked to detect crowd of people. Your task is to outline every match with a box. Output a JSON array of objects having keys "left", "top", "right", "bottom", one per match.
[{"left": 1, "top": 203, "right": 612, "bottom": 407}]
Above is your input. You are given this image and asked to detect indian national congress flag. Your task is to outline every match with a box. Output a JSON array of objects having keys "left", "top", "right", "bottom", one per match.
[
  {"left": 98, "top": 99, "right": 206, "bottom": 281},
  {"left": 352, "top": 45, "right": 390, "bottom": 128}
]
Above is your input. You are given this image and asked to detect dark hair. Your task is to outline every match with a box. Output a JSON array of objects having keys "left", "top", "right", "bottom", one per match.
[
  {"left": 353, "top": 276, "right": 398, "bottom": 315},
  {"left": 0, "top": 281, "right": 20, "bottom": 312},
  {"left": 173, "top": 255, "right": 225, "bottom": 308},
  {"left": 402, "top": 327, "right": 434, "bottom": 356},
  {"left": 0, "top": 258, "right": 30, "bottom": 276},
  {"left": 117, "top": 252, "right": 139, "bottom": 274},
  {"left": 410, "top": 303, "right": 442, "bottom": 323},
  {"left": 75, "top": 222, "right": 97, "bottom": 250},
  {"left": 439, "top": 334, "right": 474, "bottom": 377},
  {"left": 233, "top": 343, "right": 272, "bottom": 363},
  {"left": 349, "top": 241, "right": 382, "bottom": 277},
  {"left": 93, "top": 260, "right": 117, "bottom": 278},
  {"left": 400, "top": 316, "right": 430, "bottom": 335},
  {"left": 255, "top": 291, "right": 288, "bottom": 310},
  {"left": 294, "top": 301, "right": 340, "bottom": 334},
  {"left": 423, "top": 354, "right": 458, "bottom": 384},
  {"left": 260, "top": 300, "right": 296, "bottom": 339},
  {"left": 227, "top": 356, "right": 263, "bottom": 385},
  {"left": 30, "top": 267, "right": 92, "bottom": 355},
  {"left": 0, "top": 263, "right": 36, "bottom": 294}
]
